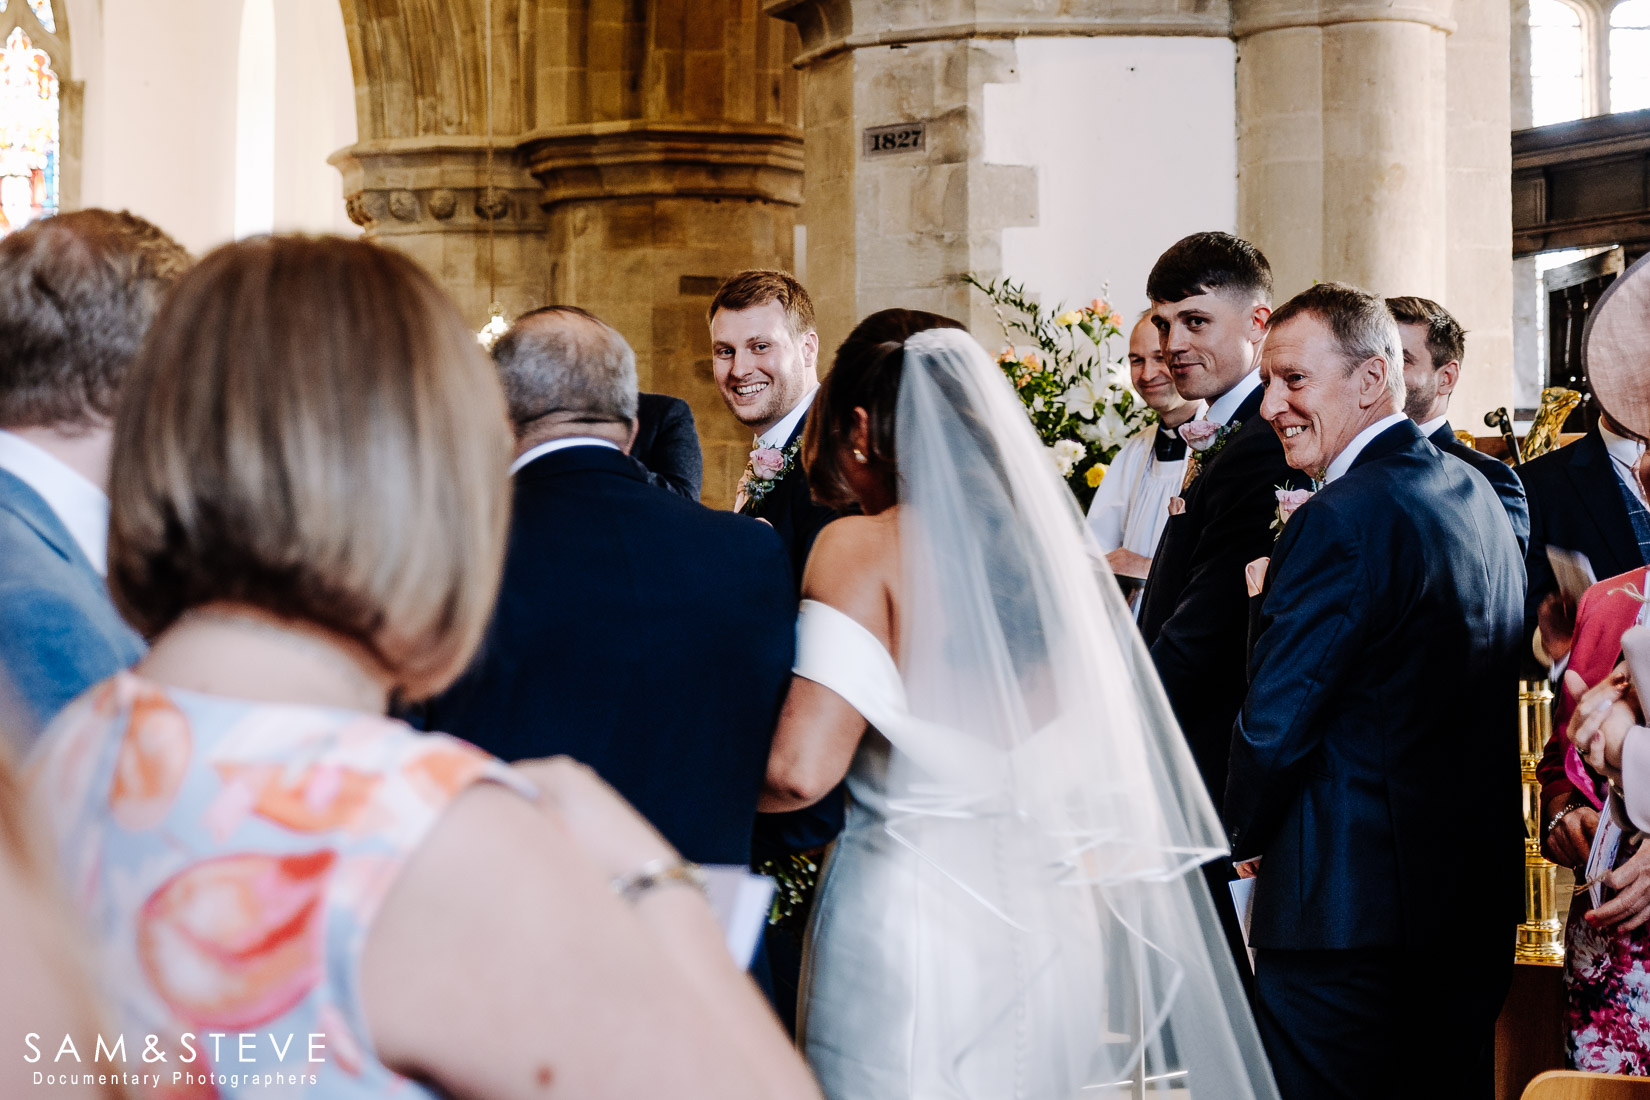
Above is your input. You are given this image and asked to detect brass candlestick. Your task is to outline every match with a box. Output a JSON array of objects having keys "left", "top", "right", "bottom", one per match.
[{"left": 1517, "top": 678, "right": 1566, "bottom": 965}]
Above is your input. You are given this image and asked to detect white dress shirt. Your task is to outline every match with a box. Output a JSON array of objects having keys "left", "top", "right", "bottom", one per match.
[
  {"left": 0, "top": 429, "right": 110, "bottom": 574},
  {"left": 1600, "top": 419, "right": 1649, "bottom": 509},
  {"left": 1323, "top": 413, "right": 1410, "bottom": 485},
  {"left": 757, "top": 386, "right": 819, "bottom": 450},
  {"left": 1206, "top": 368, "right": 1263, "bottom": 428},
  {"left": 509, "top": 436, "right": 621, "bottom": 476}
]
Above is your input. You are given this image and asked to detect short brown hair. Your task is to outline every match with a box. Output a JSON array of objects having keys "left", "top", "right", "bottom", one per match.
[
  {"left": 0, "top": 209, "right": 190, "bottom": 429},
  {"left": 804, "top": 308, "right": 967, "bottom": 510},
  {"left": 108, "top": 236, "right": 513, "bottom": 700},
  {"left": 708, "top": 269, "right": 815, "bottom": 339},
  {"left": 1385, "top": 294, "right": 1466, "bottom": 368}
]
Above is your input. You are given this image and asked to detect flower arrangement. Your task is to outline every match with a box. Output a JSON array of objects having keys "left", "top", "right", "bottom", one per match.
[{"left": 965, "top": 274, "right": 1154, "bottom": 509}]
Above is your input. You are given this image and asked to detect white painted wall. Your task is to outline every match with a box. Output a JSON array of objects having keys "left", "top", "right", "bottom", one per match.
[
  {"left": 68, "top": 0, "right": 355, "bottom": 255},
  {"left": 985, "top": 36, "right": 1239, "bottom": 323}
]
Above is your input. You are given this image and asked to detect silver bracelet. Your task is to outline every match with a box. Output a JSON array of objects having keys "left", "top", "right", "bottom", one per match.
[
  {"left": 1544, "top": 803, "right": 1583, "bottom": 843},
  {"left": 611, "top": 858, "right": 707, "bottom": 905}
]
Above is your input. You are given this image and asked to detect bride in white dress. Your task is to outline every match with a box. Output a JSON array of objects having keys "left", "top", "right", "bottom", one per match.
[{"left": 759, "top": 313, "right": 1278, "bottom": 1099}]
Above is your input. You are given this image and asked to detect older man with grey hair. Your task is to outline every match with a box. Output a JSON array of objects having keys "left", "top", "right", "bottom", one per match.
[
  {"left": 1224, "top": 282, "right": 1524, "bottom": 1099},
  {"left": 425, "top": 305, "right": 797, "bottom": 874}
]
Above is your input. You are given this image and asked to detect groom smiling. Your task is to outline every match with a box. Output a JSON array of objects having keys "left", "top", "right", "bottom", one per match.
[
  {"left": 710, "top": 270, "right": 839, "bottom": 587},
  {"left": 708, "top": 269, "right": 844, "bottom": 1036}
]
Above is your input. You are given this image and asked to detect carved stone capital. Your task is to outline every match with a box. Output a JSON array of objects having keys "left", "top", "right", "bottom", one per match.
[
  {"left": 518, "top": 122, "right": 804, "bottom": 208},
  {"left": 1231, "top": 0, "right": 1455, "bottom": 37},
  {"left": 328, "top": 140, "right": 547, "bottom": 237}
]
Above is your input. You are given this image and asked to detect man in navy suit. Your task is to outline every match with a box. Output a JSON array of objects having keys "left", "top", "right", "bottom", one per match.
[
  {"left": 1135, "top": 233, "right": 1311, "bottom": 988},
  {"left": 1518, "top": 412, "right": 1649, "bottom": 678},
  {"left": 1228, "top": 283, "right": 1523, "bottom": 1099},
  {"left": 1387, "top": 294, "right": 1530, "bottom": 554},
  {"left": 0, "top": 210, "right": 189, "bottom": 739},
  {"left": 708, "top": 269, "right": 843, "bottom": 1033},
  {"left": 425, "top": 306, "right": 794, "bottom": 869}
]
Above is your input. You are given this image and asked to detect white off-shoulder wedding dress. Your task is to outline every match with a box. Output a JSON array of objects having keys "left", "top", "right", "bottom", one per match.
[{"left": 789, "top": 329, "right": 1278, "bottom": 1100}]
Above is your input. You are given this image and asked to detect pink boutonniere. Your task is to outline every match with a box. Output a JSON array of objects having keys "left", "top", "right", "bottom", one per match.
[
  {"left": 737, "top": 438, "right": 802, "bottom": 512},
  {"left": 1271, "top": 486, "right": 1314, "bottom": 538},
  {"left": 1179, "top": 419, "right": 1241, "bottom": 490}
]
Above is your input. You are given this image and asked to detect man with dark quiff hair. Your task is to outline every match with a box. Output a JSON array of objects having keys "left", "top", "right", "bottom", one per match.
[{"left": 0, "top": 209, "right": 189, "bottom": 738}]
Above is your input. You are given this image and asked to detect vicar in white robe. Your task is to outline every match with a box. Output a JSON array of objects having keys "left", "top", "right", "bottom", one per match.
[{"left": 1087, "top": 311, "right": 1205, "bottom": 610}]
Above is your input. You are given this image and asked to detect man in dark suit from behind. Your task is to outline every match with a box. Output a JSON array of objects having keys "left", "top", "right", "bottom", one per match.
[
  {"left": 1229, "top": 283, "right": 1522, "bottom": 1099},
  {"left": 633, "top": 391, "right": 703, "bottom": 500},
  {"left": 424, "top": 306, "right": 794, "bottom": 870},
  {"left": 1387, "top": 294, "right": 1530, "bottom": 554}
]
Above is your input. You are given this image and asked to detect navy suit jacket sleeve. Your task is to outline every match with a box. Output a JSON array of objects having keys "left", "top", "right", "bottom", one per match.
[
  {"left": 634, "top": 394, "right": 703, "bottom": 500},
  {"left": 1149, "top": 436, "right": 1307, "bottom": 737},
  {"left": 1225, "top": 503, "right": 1369, "bottom": 859}
]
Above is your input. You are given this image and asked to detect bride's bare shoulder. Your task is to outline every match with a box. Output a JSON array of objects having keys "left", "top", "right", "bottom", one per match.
[{"left": 801, "top": 512, "right": 898, "bottom": 603}]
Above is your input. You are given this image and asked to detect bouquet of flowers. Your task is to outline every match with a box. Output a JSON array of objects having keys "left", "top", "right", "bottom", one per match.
[{"left": 964, "top": 274, "right": 1155, "bottom": 509}]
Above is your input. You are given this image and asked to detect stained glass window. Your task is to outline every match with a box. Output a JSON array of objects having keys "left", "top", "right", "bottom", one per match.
[
  {"left": 0, "top": 1, "right": 57, "bottom": 34},
  {"left": 1531, "top": 0, "right": 1588, "bottom": 125},
  {"left": 0, "top": 26, "right": 58, "bottom": 235}
]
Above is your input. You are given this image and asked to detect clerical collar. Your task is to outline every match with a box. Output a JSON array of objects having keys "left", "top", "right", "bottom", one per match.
[
  {"left": 1153, "top": 423, "right": 1189, "bottom": 463},
  {"left": 757, "top": 386, "right": 818, "bottom": 449},
  {"left": 1323, "top": 413, "right": 1409, "bottom": 484},
  {"left": 1206, "top": 368, "right": 1261, "bottom": 428},
  {"left": 1418, "top": 415, "right": 1449, "bottom": 439}
]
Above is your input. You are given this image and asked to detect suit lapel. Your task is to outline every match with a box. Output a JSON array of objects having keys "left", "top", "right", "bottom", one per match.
[
  {"left": 0, "top": 468, "right": 96, "bottom": 574},
  {"left": 744, "top": 408, "right": 810, "bottom": 519},
  {"left": 1563, "top": 432, "right": 1640, "bottom": 576}
]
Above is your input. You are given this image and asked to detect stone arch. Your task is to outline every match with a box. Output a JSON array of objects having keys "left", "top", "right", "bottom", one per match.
[{"left": 338, "top": 0, "right": 534, "bottom": 141}]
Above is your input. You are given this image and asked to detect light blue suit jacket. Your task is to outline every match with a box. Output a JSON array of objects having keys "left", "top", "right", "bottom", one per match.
[{"left": 0, "top": 468, "right": 144, "bottom": 739}]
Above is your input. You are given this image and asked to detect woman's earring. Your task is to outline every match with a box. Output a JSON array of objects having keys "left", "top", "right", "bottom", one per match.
[{"left": 853, "top": 449, "right": 868, "bottom": 464}]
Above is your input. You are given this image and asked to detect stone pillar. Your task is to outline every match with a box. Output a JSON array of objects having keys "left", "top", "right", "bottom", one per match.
[
  {"left": 1444, "top": 0, "right": 1514, "bottom": 423},
  {"left": 522, "top": 0, "right": 805, "bottom": 506},
  {"left": 1235, "top": 0, "right": 1454, "bottom": 301},
  {"left": 334, "top": 0, "right": 548, "bottom": 326},
  {"left": 766, "top": 2, "right": 1048, "bottom": 357},
  {"left": 329, "top": 142, "right": 549, "bottom": 325}
]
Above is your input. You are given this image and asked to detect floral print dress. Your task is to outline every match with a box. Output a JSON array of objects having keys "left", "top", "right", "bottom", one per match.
[{"left": 29, "top": 672, "right": 532, "bottom": 1098}]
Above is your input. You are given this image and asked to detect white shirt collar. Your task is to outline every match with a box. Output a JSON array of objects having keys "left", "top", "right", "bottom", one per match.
[
  {"left": 509, "top": 436, "right": 622, "bottom": 476},
  {"left": 1206, "top": 368, "right": 1262, "bottom": 428},
  {"left": 757, "top": 386, "right": 818, "bottom": 450},
  {"left": 1324, "top": 412, "right": 1410, "bottom": 484},
  {"left": 1417, "top": 415, "right": 1450, "bottom": 439},
  {"left": 0, "top": 429, "right": 109, "bottom": 574},
  {"left": 1600, "top": 420, "right": 1649, "bottom": 507}
]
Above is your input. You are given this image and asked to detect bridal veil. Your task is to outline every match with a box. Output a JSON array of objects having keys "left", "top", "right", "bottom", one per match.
[{"left": 884, "top": 327, "right": 1277, "bottom": 1098}]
